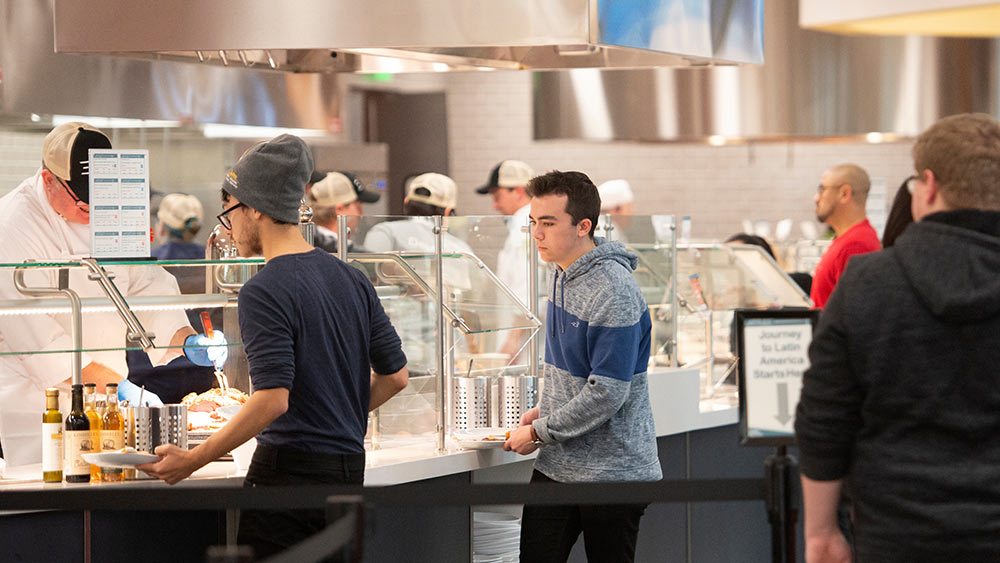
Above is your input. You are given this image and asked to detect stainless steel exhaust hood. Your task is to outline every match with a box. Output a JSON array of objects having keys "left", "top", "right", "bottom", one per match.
[
  {"left": 534, "top": 0, "right": 1000, "bottom": 141},
  {"left": 53, "top": 0, "right": 764, "bottom": 72}
]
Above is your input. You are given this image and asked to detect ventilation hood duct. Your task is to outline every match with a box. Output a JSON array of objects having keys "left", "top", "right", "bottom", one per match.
[
  {"left": 53, "top": 0, "right": 764, "bottom": 72},
  {"left": 534, "top": 0, "right": 1000, "bottom": 141}
]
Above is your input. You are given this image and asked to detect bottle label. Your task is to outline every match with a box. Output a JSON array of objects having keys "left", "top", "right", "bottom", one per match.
[
  {"left": 100, "top": 429, "right": 123, "bottom": 453},
  {"left": 42, "top": 422, "right": 63, "bottom": 473},
  {"left": 64, "top": 430, "right": 92, "bottom": 476}
]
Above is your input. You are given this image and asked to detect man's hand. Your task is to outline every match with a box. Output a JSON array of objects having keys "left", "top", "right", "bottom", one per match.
[
  {"left": 503, "top": 424, "right": 538, "bottom": 455},
  {"left": 805, "top": 531, "right": 851, "bottom": 563},
  {"left": 136, "top": 444, "right": 201, "bottom": 485},
  {"left": 519, "top": 407, "right": 539, "bottom": 427}
]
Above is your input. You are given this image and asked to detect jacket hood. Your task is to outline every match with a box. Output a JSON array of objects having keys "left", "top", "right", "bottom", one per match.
[
  {"left": 559, "top": 237, "right": 638, "bottom": 282},
  {"left": 893, "top": 210, "right": 1000, "bottom": 322}
]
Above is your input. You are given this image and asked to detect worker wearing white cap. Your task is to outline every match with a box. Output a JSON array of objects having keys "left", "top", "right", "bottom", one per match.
[
  {"left": 597, "top": 179, "right": 637, "bottom": 243},
  {"left": 363, "top": 173, "right": 475, "bottom": 368},
  {"left": 153, "top": 193, "right": 205, "bottom": 260},
  {"left": 308, "top": 171, "right": 381, "bottom": 253},
  {"left": 597, "top": 179, "right": 635, "bottom": 214}
]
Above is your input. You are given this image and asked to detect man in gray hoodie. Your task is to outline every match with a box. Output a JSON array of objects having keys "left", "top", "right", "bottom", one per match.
[{"left": 504, "top": 170, "right": 661, "bottom": 563}]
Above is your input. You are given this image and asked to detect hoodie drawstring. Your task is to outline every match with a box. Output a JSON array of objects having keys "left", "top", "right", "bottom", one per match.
[
  {"left": 560, "top": 274, "right": 566, "bottom": 334},
  {"left": 550, "top": 271, "right": 558, "bottom": 338}
]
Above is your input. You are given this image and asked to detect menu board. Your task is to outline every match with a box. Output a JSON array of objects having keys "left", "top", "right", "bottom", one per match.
[
  {"left": 735, "top": 309, "right": 819, "bottom": 446},
  {"left": 88, "top": 149, "right": 151, "bottom": 259}
]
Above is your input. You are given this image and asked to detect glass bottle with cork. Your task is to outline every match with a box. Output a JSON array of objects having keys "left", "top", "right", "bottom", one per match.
[
  {"left": 41, "top": 388, "right": 63, "bottom": 483},
  {"left": 100, "top": 383, "right": 124, "bottom": 482},
  {"left": 63, "top": 383, "right": 91, "bottom": 483},
  {"left": 83, "top": 383, "right": 102, "bottom": 482}
]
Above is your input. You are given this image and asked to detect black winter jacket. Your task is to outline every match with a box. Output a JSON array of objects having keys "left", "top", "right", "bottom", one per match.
[{"left": 795, "top": 209, "right": 1000, "bottom": 560}]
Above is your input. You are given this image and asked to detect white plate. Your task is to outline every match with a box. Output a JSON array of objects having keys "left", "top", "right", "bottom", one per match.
[
  {"left": 82, "top": 451, "right": 160, "bottom": 468},
  {"left": 458, "top": 439, "right": 505, "bottom": 450},
  {"left": 455, "top": 428, "right": 510, "bottom": 450}
]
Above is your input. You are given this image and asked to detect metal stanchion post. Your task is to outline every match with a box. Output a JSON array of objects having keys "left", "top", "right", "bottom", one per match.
[{"left": 764, "top": 445, "right": 798, "bottom": 563}]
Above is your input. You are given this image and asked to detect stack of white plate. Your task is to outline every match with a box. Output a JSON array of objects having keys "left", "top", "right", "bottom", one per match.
[{"left": 473, "top": 511, "right": 520, "bottom": 562}]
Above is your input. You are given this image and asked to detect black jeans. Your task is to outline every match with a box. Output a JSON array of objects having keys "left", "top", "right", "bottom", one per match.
[
  {"left": 520, "top": 470, "right": 647, "bottom": 563},
  {"left": 237, "top": 444, "right": 365, "bottom": 561}
]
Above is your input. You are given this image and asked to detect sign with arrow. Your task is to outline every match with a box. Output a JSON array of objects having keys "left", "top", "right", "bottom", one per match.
[{"left": 735, "top": 309, "right": 819, "bottom": 446}]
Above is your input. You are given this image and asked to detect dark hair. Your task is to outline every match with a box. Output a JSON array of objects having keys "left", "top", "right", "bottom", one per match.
[
  {"left": 526, "top": 171, "right": 600, "bottom": 238},
  {"left": 403, "top": 199, "right": 453, "bottom": 217},
  {"left": 881, "top": 179, "right": 914, "bottom": 247},
  {"left": 724, "top": 233, "right": 776, "bottom": 259},
  {"left": 220, "top": 188, "right": 296, "bottom": 225}
]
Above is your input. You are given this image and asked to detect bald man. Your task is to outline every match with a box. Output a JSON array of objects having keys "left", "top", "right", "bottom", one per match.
[{"left": 810, "top": 163, "right": 881, "bottom": 308}]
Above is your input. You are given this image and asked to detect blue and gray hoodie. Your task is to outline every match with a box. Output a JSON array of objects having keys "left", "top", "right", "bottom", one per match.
[{"left": 532, "top": 238, "right": 663, "bottom": 483}]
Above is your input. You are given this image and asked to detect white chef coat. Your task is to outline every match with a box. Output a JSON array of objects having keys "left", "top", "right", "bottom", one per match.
[
  {"left": 0, "top": 170, "right": 190, "bottom": 469},
  {"left": 363, "top": 217, "right": 476, "bottom": 291},
  {"left": 495, "top": 204, "right": 531, "bottom": 307}
]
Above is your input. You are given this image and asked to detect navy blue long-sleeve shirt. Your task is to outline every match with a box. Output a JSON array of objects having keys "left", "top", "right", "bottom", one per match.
[{"left": 239, "top": 249, "right": 406, "bottom": 454}]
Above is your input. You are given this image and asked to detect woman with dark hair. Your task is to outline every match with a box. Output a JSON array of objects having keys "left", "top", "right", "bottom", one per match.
[
  {"left": 724, "top": 233, "right": 776, "bottom": 259},
  {"left": 882, "top": 179, "right": 915, "bottom": 248}
]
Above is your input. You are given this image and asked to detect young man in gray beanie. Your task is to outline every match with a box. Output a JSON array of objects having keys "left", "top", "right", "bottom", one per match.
[{"left": 140, "top": 134, "right": 409, "bottom": 559}]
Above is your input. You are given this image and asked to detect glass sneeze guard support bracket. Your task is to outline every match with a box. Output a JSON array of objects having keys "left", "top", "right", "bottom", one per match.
[
  {"left": 433, "top": 216, "right": 446, "bottom": 454},
  {"left": 349, "top": 253, "right": 474, "bottom": 334},
  {"left": 81, "top": 258, "right": 156, "bottom": 352},
  {"left": 14, "top": 264, "right": 84, "bottom": 386}
]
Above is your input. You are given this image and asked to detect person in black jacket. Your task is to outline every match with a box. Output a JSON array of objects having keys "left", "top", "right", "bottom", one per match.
[{"left": 795, "top": 113, "right": 1000, "bottom": 563}]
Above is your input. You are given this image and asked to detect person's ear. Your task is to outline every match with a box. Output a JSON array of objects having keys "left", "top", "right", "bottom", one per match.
[
  {"left": 577, "top": 218, "right": 592, "bottom": 238},
  {"left": 923, "top": 169, "right": 940, "bottom": 207},
  {"left": 839, "top": 184, "right": 853, "bottom": 204}
]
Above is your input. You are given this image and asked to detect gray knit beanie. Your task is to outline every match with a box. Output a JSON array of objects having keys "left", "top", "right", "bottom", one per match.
[{"left": 222, "top": 134, "right": 313, "bottom": 223}]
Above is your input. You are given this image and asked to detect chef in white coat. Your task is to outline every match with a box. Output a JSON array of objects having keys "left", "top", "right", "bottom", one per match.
[
  {"left": 476, "top": 160, "right": 536, "bottom": 359},
  {"left": 0, "top": 123, "right": 222, "bottom": 471}
]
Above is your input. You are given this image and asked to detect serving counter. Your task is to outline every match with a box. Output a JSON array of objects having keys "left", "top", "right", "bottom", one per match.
[{"left": 0, "top": 213, "right": 811, "bottom": 561}]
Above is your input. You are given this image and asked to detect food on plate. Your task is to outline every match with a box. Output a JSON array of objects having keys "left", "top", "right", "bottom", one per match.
[
  {"left": 483, "top": 431, "right": 512, "bottom": 442},
  {"left": 182, "top": 387, "right": 249, "bottom": 432}
]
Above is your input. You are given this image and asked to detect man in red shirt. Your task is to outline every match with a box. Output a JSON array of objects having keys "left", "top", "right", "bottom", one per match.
[{"left": 810, "top": 163, "right": 882, "bottom": 308}]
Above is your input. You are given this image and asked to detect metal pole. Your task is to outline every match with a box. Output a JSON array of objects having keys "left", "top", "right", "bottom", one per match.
[
  {"left": 765, "top": 445, "right": 798, "bottom": 563},
  {"left": 670, "top": 217, "right": 679, "bottom": 368},
  {"left": 14, "top": 266, "right": 83, "bottom": 385},
  {"left": 337, "top": 215, "right": 348, "bottom": 261},
  {"left": 527, "top": 222, "right": 539, "bottom": 379},
  {"left": 433, "top": 216, "right": 446, "bottom": 454}
]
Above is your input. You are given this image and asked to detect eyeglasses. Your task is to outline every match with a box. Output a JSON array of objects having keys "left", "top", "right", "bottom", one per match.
[
  {"left": 906, "top": 174, "right": 919, "bottom": 194},
  {"left": 816, "top": 183, "right": 841, "bottom": 195},
  {"left": 217, "top": 202, "right": 244, "bottom": 230}
]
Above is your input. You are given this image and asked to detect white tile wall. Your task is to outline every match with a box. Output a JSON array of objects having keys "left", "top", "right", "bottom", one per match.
[{"left": 0, "top": 130, "right": 47, "bottom": 197}]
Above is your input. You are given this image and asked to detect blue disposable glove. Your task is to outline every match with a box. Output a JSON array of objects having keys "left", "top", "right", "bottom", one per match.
[
  {"left": 183, "top": 331, "right": 228, "bottom": 369},
  {"left": 118, "top": 378, "right": 163, "bottom": 407}
]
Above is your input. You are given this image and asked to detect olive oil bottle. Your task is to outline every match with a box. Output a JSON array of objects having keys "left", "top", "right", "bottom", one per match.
[
  {"left": 41, "top": 388, "right": 63, "bottom": 483},
  {"left": 64, "top": 384, "right": 91, "bottom": 483},
  {"left": 83, "top": 383, "right": 102, "bottom": 482},
  {"left": 100, "top": 383, "right": 124, "bottom": 482}
]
